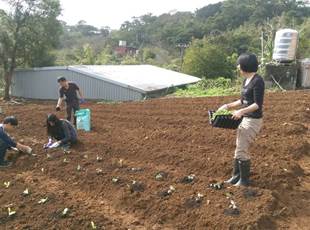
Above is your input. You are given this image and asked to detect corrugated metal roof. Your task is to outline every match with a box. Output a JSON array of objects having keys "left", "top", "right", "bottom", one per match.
[{"left": 68, "top": 65, "right": 200, "bottom": 93}]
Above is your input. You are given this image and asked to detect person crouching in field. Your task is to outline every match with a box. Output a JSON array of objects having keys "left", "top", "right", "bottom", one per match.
[
  {"left": 45, "top": 114, "right": 78, "bottom": 150},
  {"left": 218, "top": 53, "right": 265, "bottom": 186},
  {"left": 0, "top": 116, "right": 32, "bottom": 168}
]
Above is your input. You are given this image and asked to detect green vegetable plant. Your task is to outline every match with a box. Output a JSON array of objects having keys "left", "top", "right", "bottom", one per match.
[{"left": 211, "top": 109, "right": 233, "bottom": 120}]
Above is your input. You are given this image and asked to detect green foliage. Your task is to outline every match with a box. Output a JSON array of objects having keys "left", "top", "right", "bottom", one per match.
[
  {"left": 48, "top": 0, "right": 310, "bottom": 82},
  {"left": 182, "top": 39, "right": 234, "bottom": 78},
  {"left": 0, "top": 0, "right": 308, "bottom": 100},
  {"left": 298, "top": 18, "right": 310, "bottom": 58},
  {"left": 174, "top": 77, "right": 242, "bottom": 97},
  {"left": 143, "top": 48, "right": 156, "bottom": 61},
  {"left": 75, "top": 44, "right": 96, "bottom": 65},
  {"left": 0, "top": 0, "right": 62, "bottom": 99},
  {"left": 211, "top": 109, "right": 232, "bottom": 120},
  {"left": 198, "top": 77, "right": 232, "bottom": 89},
  {"left": 120, "top": 55, "right": 140, "bottom": 65}
]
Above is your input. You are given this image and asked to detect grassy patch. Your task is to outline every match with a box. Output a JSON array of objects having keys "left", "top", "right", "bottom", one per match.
[{"left": 174, "top": 77, "right": 241, "bottom": 97}]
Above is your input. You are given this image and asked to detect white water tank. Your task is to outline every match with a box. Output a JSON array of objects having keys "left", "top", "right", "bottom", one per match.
[
  {"left": 300, "top": 58, "right": 310, "bottom": 88},
  {"left": 272, "top": 29, "right": 298, "bottom": 62}
]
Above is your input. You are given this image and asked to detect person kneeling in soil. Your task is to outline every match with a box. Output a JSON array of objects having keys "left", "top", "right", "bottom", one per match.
[
  {"left": 0, "top": 116, "right": 32, "bottom": 168},
  {"left": 218, "top": 53, "right": 265, "bottom": 186},
  {"left": 45, "top": 114, "right": 78, "bottom": 149}
]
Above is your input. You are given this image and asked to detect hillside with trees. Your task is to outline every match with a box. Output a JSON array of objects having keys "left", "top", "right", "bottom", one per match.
[
  {"left": 1, "top": 0, "right": 310, "bottom": 98},
  {"left": 54, "top": 0, "right": 309, "bottom": 78}
]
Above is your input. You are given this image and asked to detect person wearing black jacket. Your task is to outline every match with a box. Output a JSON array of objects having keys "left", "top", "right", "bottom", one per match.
[
  {"left": 218, "top": 53, "right": 265, "bottom": 186},
  {"left": 45, "top": 114, "right": 78, "bottom": 149}
]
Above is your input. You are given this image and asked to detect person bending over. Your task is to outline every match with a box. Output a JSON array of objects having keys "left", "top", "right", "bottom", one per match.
[
  {"left": 0, "top": 116, "right": 32, "bottom": 168},
  {"left": 45, "top": 114, "right": 78, "bottom": 149}
]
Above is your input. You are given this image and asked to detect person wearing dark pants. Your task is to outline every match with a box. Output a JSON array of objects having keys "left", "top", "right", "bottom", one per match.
[
  {"left": 218, "top": 53, "right": 265, "bottom": 186},
  {"left": 45, "top": 114, "right": 78, "bottom": 149},
  {"left": 56, "top": 76, "right": 85, "bottom": 126},
  {"left": 0, "top": 116, "right": 32, "bottom": 168}
]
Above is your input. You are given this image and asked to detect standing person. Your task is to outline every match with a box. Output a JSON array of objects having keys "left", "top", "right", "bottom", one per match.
[
  {"left": 45, "top": 114, "right": 78, "bottom": 149},
  {"left": 56, "top": 76, "right": 85, "bottom": 126},
  {"left": 218, "top": 53, "right": 265, "bottom": 186},
  {"left": 0, "top": 116, "right": 32, "bottom": 168}
]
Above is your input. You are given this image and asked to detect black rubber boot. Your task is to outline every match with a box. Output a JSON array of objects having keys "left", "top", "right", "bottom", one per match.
[
  {"left": 225, "top": 159, "right": 240, "bottom": 184},
  {"left": 234, "top": 160, "right": 251, "bottom": 186}
]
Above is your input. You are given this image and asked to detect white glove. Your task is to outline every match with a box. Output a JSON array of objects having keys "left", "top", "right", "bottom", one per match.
[{"left": 25, "top": 147, "right": 32, "bottom": 154}]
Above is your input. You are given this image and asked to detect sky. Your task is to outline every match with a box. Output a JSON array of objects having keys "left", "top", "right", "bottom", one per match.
[
  {"left": 60, "top": 0, "right": 221, "bottom": 29},
  {"left": 0, "top": 0, "right": 221, "bottom": 29}
]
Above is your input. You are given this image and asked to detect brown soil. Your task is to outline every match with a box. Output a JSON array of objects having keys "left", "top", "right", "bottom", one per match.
[{"left": 0, "top": 90, "right": 309, "bottom": 230}]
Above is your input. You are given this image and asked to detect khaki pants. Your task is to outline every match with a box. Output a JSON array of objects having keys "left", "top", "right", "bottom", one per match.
[{"left": 234, "top": 117, "right": 263, "bottom": 161}]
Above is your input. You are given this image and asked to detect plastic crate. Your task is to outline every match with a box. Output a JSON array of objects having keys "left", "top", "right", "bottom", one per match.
[{"left": 208, "top": 110, "right": 242, "bottom": 129}]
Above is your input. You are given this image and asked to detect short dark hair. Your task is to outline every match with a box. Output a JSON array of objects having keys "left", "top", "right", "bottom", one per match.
[
  {"left": 237, "top": 53, "right": 259, "bottom": 73},
  {"left": 46, "top": 114, "right": 62, "bottom": 137},
  {"left": 57, "top": 76, "right": 67, "bottom": 83},
  {"left": 3, "top": 116, "right": 18, "bottom": 126}
]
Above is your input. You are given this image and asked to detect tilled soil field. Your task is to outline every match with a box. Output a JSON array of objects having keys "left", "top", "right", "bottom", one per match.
[{"left": 0, "top": 91, "right": 309, "bottom": 230}]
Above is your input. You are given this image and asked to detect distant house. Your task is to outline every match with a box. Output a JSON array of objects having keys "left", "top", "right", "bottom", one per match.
[
  {"left": 114, "top": 40, "right": 138, "bottom": 56},
  {"left": 114, "top": 46, "right": 138, "bottom": 56},
  {"left": 12, "top": 65, "right": 200, "bottom": 101}
]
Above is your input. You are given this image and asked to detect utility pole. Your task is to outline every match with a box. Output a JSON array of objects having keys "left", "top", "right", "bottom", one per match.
[
  {"left": 261, "top": 31, "right": 264, "bottom": 65},
  {"left": 176, "top": 43, "right": 189, "bottom": 71}
]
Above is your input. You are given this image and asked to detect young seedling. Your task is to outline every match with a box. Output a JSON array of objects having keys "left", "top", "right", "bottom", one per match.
[
  {"left": 77, "top": 165, "right": 82, "bottom": 171},
  {"left": 224, "top": 199, "right": 240, "bottom": 216},
  {"left": 38, "top": 197, "right": 48, "bottom": 204},
  {"left": 22, "top": 188, "right": 30, "bottom": 196},
  {"left": 159, "top": 185, "right": 176, "bottom": 198},
  {"left": 131, "top": 167, "right": 143, "bottom": 172},
  {"left": 4, "top": 181, "right": 10, "bottom": 188},
  {"left": 61, "top": 208, "right": 69, "bottom": 217},
  {"left": 229, "top": 200, "right": 238, "bottom": 210},
  {"left": 211, "top": 109, "right": 233, "bottom": 120},
  {"left": 184, "top": 193, "right": 204, "bottom": 208},
  {"left": 180, "top": 174, "right": 195, "bottom": 184},
  {"left": 96, "top": 155, "right": 103, "bottom": 162},
  {"left": 195, "top": 193, "right": 204, "bottom": 202},
  {"left": 168, "top": 185, "right": 176, "bottom": 194},
  {"left": 96, "top": 168, "right": 103, "bottom": 175},
  {"left": 112, "top": 177, "right": 120, "bottom": 184},
  {"left": 225, "top": 192, "right": 234, "bottom": 199},
  {"left": 7, "top": 207, "right": 16, "bottom": 217},
  {"left": 129, "top": 180, "right": 145, "bottom": 193},
  {"left": 118, "top": 158, "right": 124, "bottom": 167},
  {"left": 209, "top": 182, "right": 224, "bottom": 190},
  {"left": 90, "top": 221, "right": 97, "bottom": 229},
  {"left": 63, "top": 149, "right": 71, "bottom": 154},
  {"left": 155, "top": 171, "right": 168, "bottom": 181}
]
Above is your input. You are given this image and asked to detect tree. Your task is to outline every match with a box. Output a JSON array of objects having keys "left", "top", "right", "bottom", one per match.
[
  {"left": 75, "top": 43, "right": 96, "bottom": 65},
  {"left": 298, "top": 18, "right": 310, "bottom": 58},
  {"left": 182, "top": 39, "right": 234, "bottom": 78},
  {"left": 0, "top": 0, "right": 62, "bottom": 100}
]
